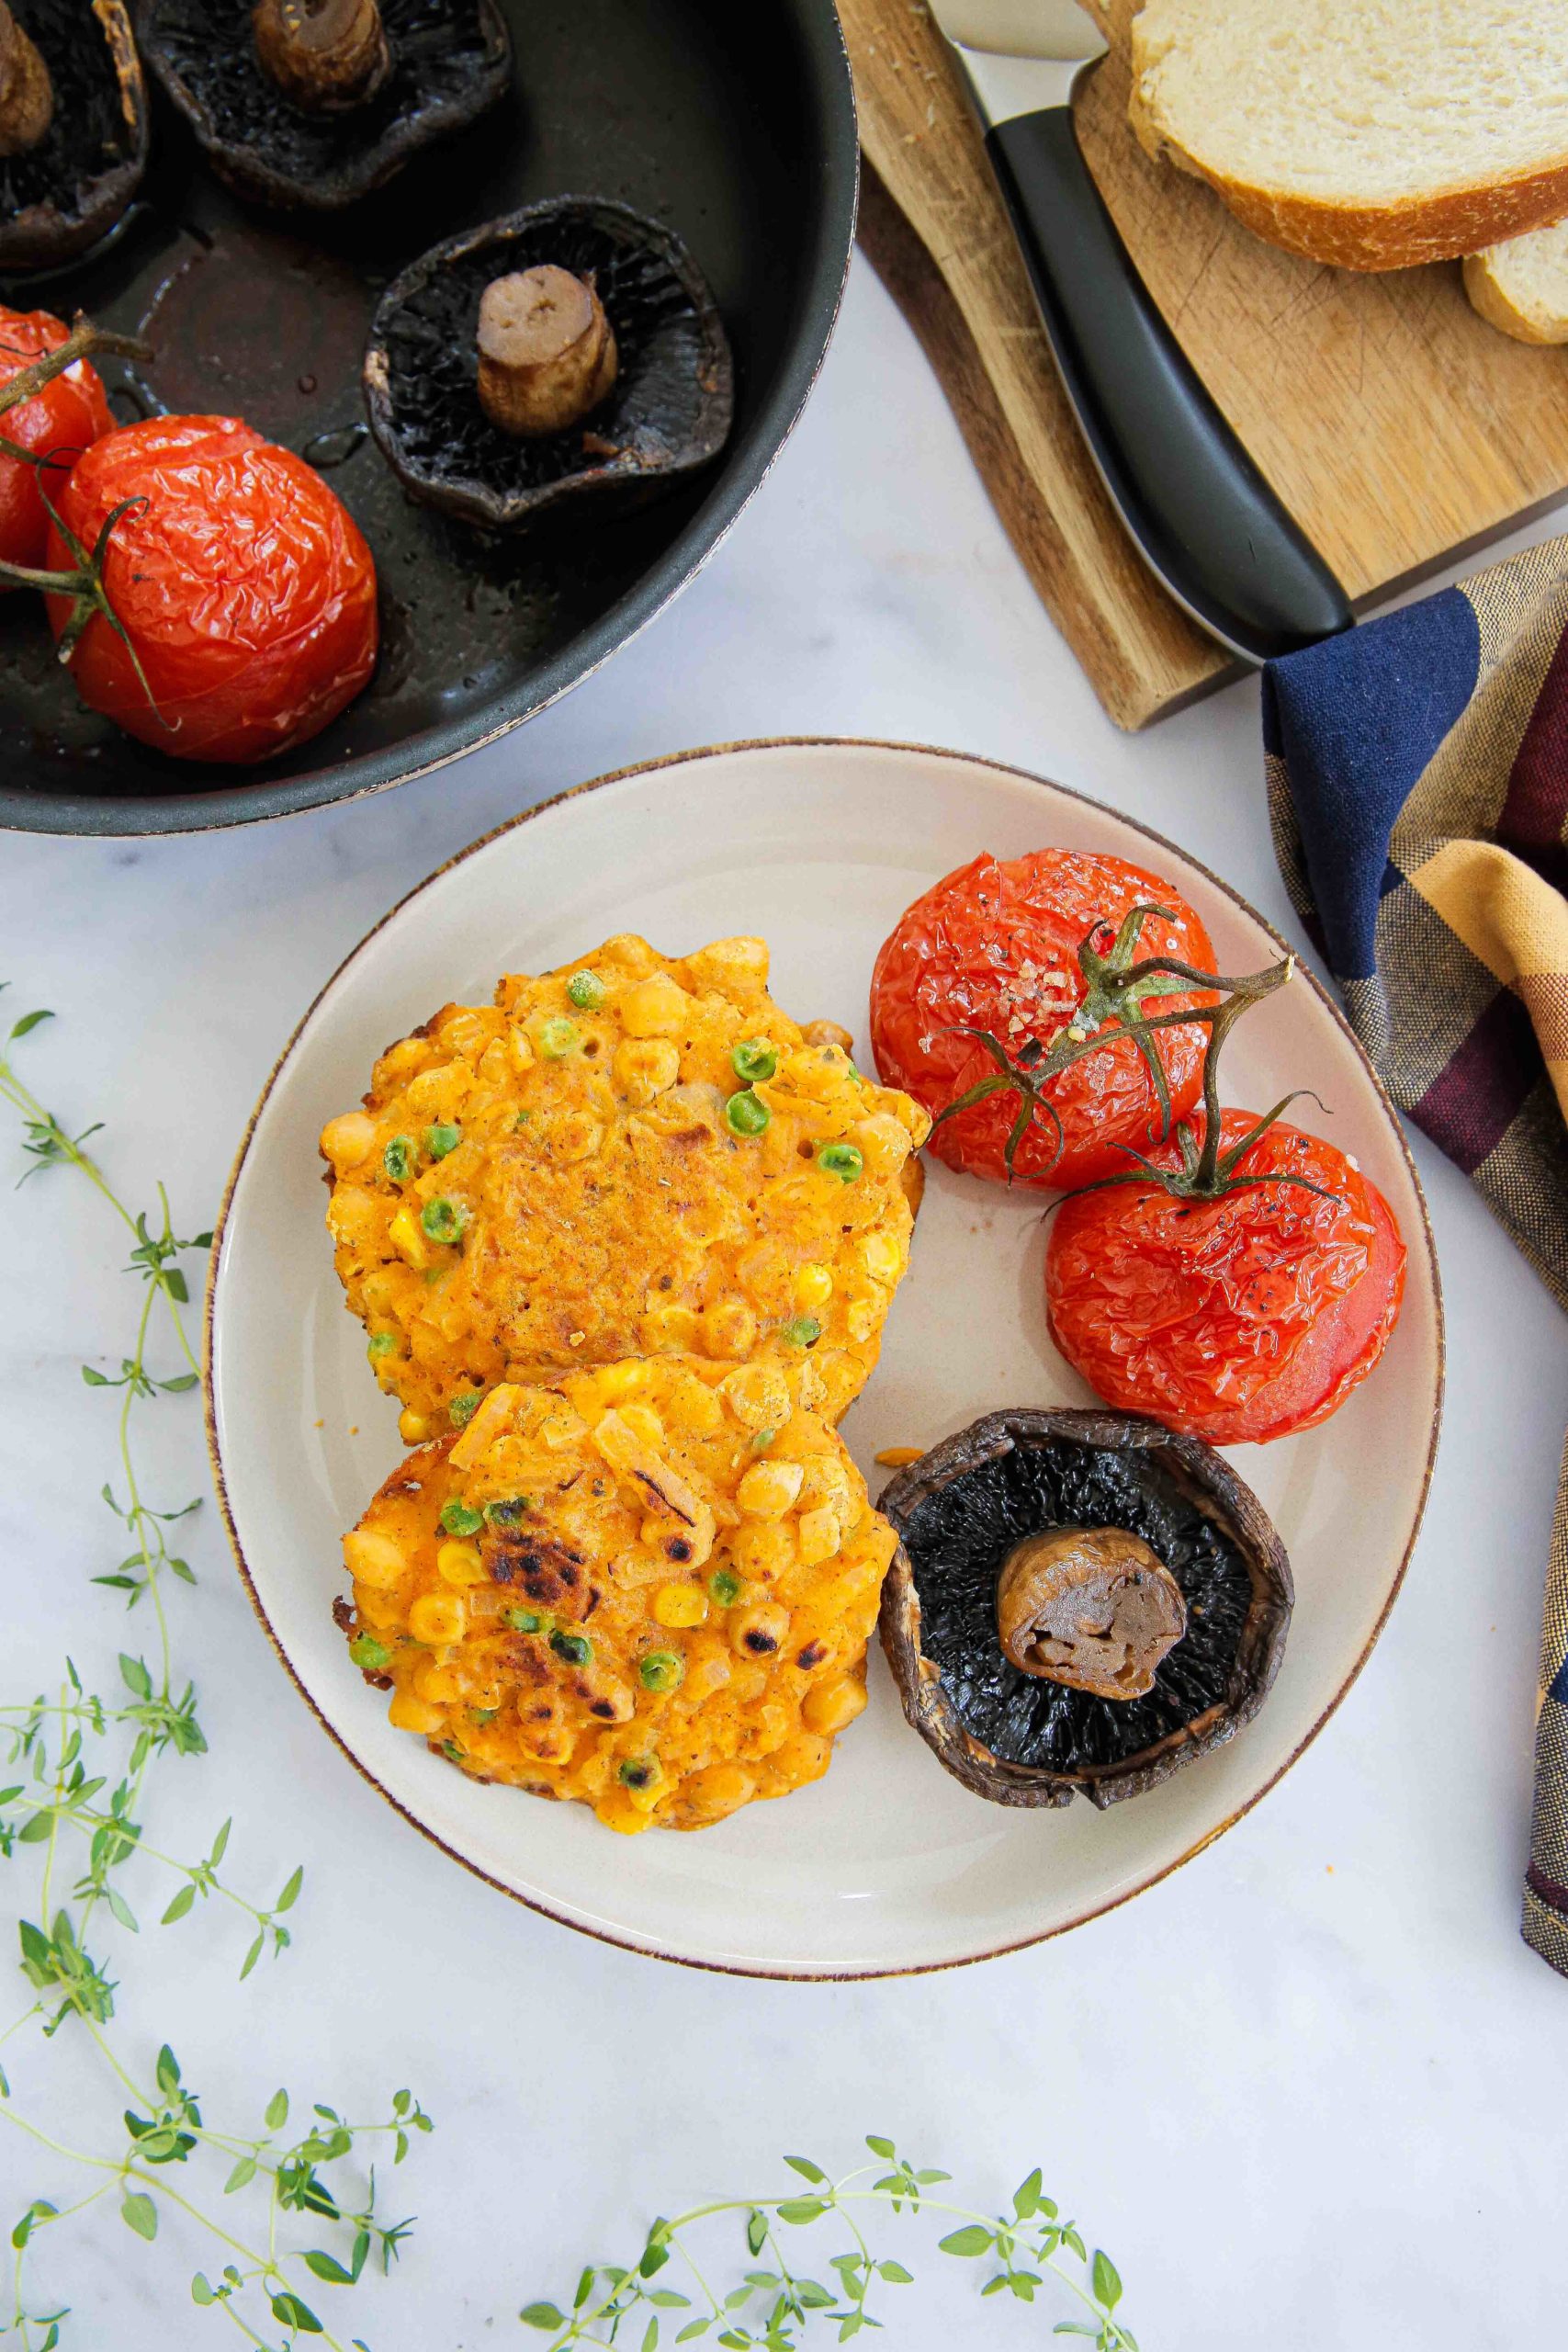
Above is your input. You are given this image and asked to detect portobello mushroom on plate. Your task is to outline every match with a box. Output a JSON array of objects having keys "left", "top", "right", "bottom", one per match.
[
  {"left": 878, "top": 1408, "right": 1292, "bottom": 1809},
  {"left": 0, "top": 0, "right": 147, "bottom": 273},
  {"left": 363, "top": 197, "right": 733, "bottom": 533},
  {"left": 138, "top": 0, "right": 511, "bottom": 211}
]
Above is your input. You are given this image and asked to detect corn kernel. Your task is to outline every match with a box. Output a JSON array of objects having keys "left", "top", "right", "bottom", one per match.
[
  {"left": 618, "top": 1403, "right": 666, "bottom": 1449},
  {"left": 640, "top": 1303, "right": 699, "bottom": 1352},
  {"left": 614, "top": 1036, "right": 681, "bottom": 1102},
  {"left": 409, "top": 1591, "right": 467, "bottom": 1645},
  {"left": 320, "top": 1111, "right": 377, "bottom": 1169},
  {"left": 804, "top": 1677, "right": 867, "bottom": 1736},
  {"left": 797, "top": 1505, "right": 842, "bottom": 1566},
  {"left": 343, "top": 1530, "right": 406, "bottom": 1589},
  {"left": 435, "top": 1540, "right": 488, "bottom": 1587},
  {"left": 730, "top": 1601, "right": 791, "bottom": 1658},
  {"left": 388, "top": 1689, "right": 447, "bottom": 1736},
  {"left": 682, "top": 935, "right": 769, "bottom": 988},
  {"left": 851, "top": 1113, "right": 912, "bottom": 1176},
  {"left": 590, "top": 1681, "right": 636, "bottom": 1724},
  {"left": 730, "top": 1519, "right": 795, "bottom": 1582},
  {"left": 766, "top": 1730, "right": 833, "bottom": 1786},
  {"left": 845, "top": 1292, "right": 880, "bottom": 1343},
  {"left": 355, "top": 1585, "right": 404, "bottom": 1629},
  {"left": 620, "top": 974, "right": 691, "bottom": 1038},
  {"left": 654, "top": 1583, "right": 708, "bottom": 1628},
  {"left": 662, "top": 1372, "right": 724, "bottom": 1436},
  {"left": 389, "top": 1204, "right": 429, "bottom": 1270},
  {"left": 623, "top": 1766, "right": 665, "bottom": 1815},
  {"left": 414, "top": 1658, "right": 462, "bottom": 1702},
  {"left": 326, "top": 1185, "right": 380, "bottom": 1246},
  {"left": 553, "top": 1112, "right": 604, "bottom": 1163},
  {"left": 592, "top": 1361, "right": 651, "bottom": 1405},
  {"left": 721, "top": 1363, "right": 792, "bottom": 1430},
  {"left": 683, "top": 1760, "right": 755, "bottom": 1818},
  {"left": 361, "top": 1270, "right": 402, "bottom": 1316},
  {"left": 405, "top": 1069, "right": 453, "bottom": 1118},
  {"left": 398, "top": 1407, "right": 431, "bottom": 1444},
  {"left": 793, "top": 1261, "right": 834, "bottom": 1310},
  {"left": 700, "top": 1297, "right": 757, "bottom": 1359},
  {"left": 377, "top": 1036, "right": 429, "bottom": 1082},
  {"left": 437, "top": 1009, "right": 487, "bottom": 1055},
  {"left": 861, "top": 1231, "right": 902, "bottom": 1283},
  {"left": 737, "top": 1459, "right": 805, "bottom": 1518},
  {"left": 601, "top": 1790, "right": 657, "bottom": 1834}
]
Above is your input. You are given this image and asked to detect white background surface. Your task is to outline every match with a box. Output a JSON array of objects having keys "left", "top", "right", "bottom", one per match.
[{"left": 3, "top": 255, "right": 1566, "bottom": 2346}]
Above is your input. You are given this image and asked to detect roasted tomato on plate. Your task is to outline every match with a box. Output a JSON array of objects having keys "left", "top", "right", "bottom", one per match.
[
  {"left": 1046, "top": 1103, "right": 1406, "bottom": 1447},
  {"left": 43, "top": 413, "right": 378, "bottom": 764},
  {"left": 0, "top": 307, "right": 115, "bottom": 577},
  {"left": 870, "top": 848, "right": 1219, "bottom": 1190}
]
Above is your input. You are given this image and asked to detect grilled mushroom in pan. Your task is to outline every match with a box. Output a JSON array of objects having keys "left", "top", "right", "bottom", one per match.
[
  {"left": 363, "top": 197, "right": 733, "bottom": 534},
  {"left": 0, "top": 0, "right": 147, "bottom": 273},
  {"left": 878, "top": 1408, "right": 1292, "bottom": 1809},
  {"left": 138, "top": 0, "right": 511, "bottom": 212}
]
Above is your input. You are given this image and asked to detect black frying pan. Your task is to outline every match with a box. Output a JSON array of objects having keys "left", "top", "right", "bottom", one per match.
[{"left": 0, "top": 0, "right": 856, "bottom": 835}]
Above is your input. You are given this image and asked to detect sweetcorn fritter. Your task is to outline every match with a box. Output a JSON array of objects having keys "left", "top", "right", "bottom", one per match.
[
  {"left": 321, "top": 933, "right": 930, "bottom": 1432},
  {"left": 337, "top": 1357, "right": 898, "bottom": 1834}
]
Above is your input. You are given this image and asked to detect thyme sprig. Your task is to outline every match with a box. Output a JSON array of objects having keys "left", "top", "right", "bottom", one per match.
[
  {"left": 522, "top": 2138, "right": 1136, "bottom": 2349},
  {"left": 0, "top": 995, "right": 434, "bottom": 2350},
  {"left": 930, "top": 901, "right": 1288, "bottom": 1182},
  {"left": 1, "top": 992, "right": 1145, "bottom": 2350}
]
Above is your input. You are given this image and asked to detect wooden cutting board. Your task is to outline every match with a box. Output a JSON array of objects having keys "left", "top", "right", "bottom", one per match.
[{"left": 841, "top": 0, "right": 1568, "bottom": 729}]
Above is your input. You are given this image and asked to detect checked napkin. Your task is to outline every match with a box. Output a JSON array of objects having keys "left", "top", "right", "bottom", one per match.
[{"left": 1261, "top": 533, "right": 1568, "bottom": 1976}]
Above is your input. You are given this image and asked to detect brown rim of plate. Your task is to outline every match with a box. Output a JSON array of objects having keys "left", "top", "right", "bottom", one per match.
[{"left": 202, "top": 735, "right": 1447, "bottom": 1981}]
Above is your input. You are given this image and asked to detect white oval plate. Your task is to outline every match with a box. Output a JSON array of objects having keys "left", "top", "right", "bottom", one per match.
[{"left": 208, "top": 741, "right": 1443, "bottom": 1977}]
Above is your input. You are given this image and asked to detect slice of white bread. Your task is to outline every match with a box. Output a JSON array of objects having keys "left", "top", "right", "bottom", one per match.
[
  {"left": 1465, "top": 219, "right": 1568, "bottom": 343},
  {"left": 1128, "top": 0, "right": 1568, "bottom": 273}
]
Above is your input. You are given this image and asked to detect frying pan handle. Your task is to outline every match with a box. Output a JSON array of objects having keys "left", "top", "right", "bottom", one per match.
[{"left": 986, "top": 105, "right": 1353, "bottom": 664}]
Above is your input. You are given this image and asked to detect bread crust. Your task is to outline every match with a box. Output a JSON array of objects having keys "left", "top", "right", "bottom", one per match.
[
  {"left": 1131, "top": 86, "right": 1568, "bottom": 273},
  {"left": 1463, "top": 246, "right": 1568, "bottom": 345}
]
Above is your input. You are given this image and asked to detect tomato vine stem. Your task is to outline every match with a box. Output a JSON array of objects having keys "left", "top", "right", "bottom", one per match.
[{"left": 930, "top": 902, "right": 1296, "bottom": 1182}]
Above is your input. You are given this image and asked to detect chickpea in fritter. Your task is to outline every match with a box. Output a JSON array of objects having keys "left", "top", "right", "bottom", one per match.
[
  {"left": 338, "top": 1357, "right": 897, "bottom": 1833},
  {"left": 321, "top": 933, "right": 931, "bottom": 1434}
]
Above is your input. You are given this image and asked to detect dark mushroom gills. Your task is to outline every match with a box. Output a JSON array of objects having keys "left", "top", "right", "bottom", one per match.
[
  {"left": 0, "top": 0, "right": 148, "bottom": 270},
  {"left": 475, "top": 266, "right": 618, "bottom": 438},
  {"left": 252, "top": 0, "right": 390, "bottom": 114}
]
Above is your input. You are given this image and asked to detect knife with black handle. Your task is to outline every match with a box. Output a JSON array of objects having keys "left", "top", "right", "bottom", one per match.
[{"left": 931, "top": 1, "right": 1353, "bottom": 664}]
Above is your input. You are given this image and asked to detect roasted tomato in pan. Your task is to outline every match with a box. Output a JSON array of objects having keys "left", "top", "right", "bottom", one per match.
[
  {"left": 869, "top": 849, "right": 1220, "bottom": 1191},
  {"left": 44, "top": 414, "right": 378, "bottom": 764},
  {"left": 1045, "top": 1108, "right": 1406, "bottom": 1446},
  {"left": 0, "top": 308, "right": 114, "bottom": 579}
]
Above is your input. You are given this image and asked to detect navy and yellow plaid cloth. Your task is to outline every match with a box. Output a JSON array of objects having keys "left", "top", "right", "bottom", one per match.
[{"left": 1262, "top": 536, "right": 1568, "bottom": 1977}]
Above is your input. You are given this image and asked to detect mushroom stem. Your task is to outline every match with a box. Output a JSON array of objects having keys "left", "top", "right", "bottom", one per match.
[
  {"left": 252, "top": 0, "right": 390, "bottom": 114},
  {"left": 0, "top": 2, "right": 53, "bottom": 157},
  {"left": 476, "top": 266, "right": 618, "bottom": 438},
  {"left": 996, "top": 1526, "right": 1187, "bottom": 1701}
]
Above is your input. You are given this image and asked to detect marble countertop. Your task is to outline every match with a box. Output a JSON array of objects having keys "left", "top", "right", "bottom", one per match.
[{"left": 5, "top": 258, "right": 1565, "bottom": 2347}]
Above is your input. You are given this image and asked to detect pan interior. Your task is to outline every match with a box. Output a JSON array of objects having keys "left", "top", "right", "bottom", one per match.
[{"left": 0, "top": 0, "right": 852, "bottom": 832}]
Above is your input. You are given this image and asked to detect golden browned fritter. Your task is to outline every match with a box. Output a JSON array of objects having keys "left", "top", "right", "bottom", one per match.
[
  {"left": 338, "top": 1358, "right": 897, "bottom": 1833},
  {"left": 321, "top": 933, "right": 930, "bottom": 1436}
]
